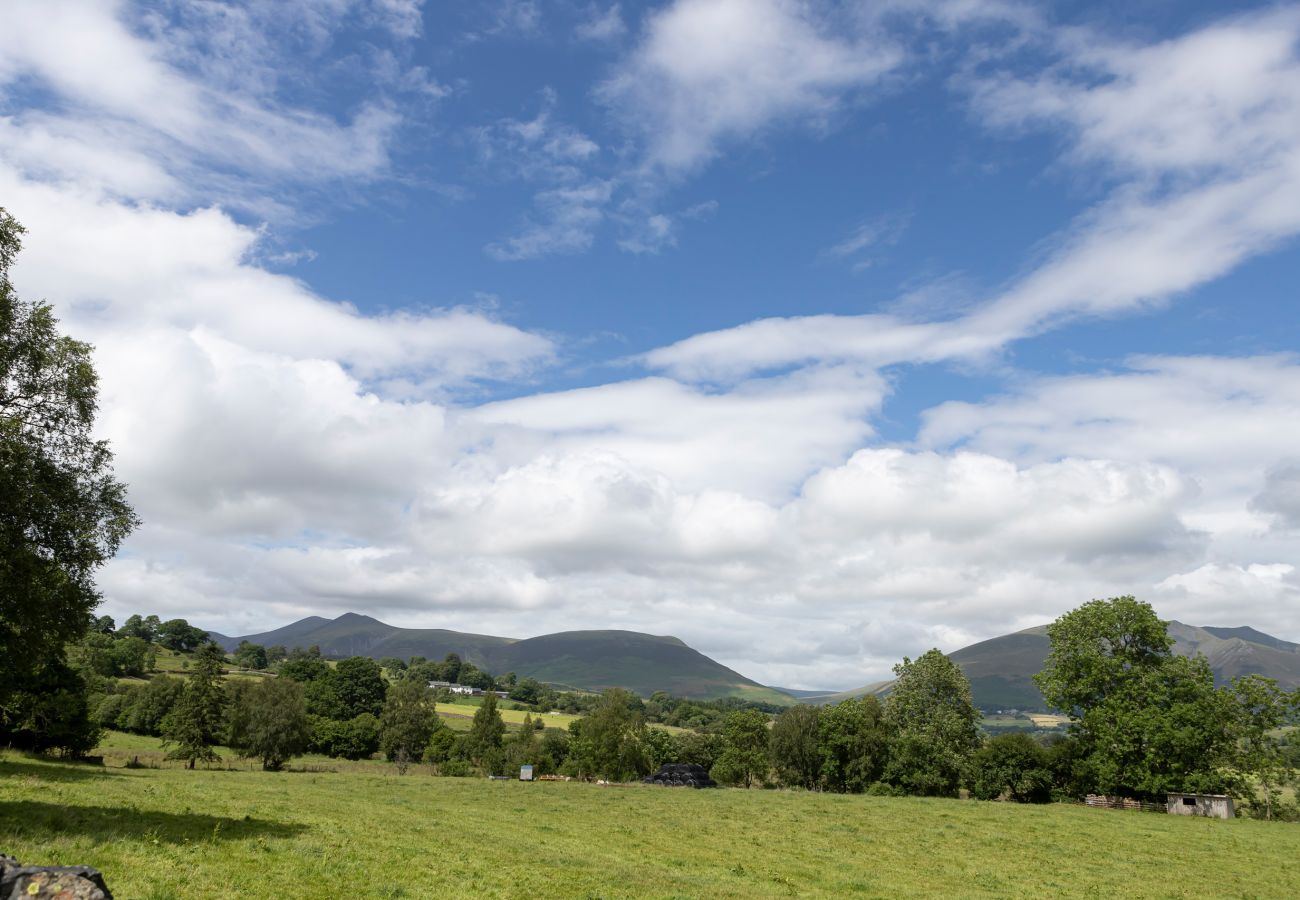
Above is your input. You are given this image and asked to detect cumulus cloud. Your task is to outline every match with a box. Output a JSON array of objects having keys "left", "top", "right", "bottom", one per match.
[
  {"left": 599, "top": 0, "right": 904, "bottom": 175},
  {"left": 6, "top": 1, "right": 1300, "bottom": 691}
]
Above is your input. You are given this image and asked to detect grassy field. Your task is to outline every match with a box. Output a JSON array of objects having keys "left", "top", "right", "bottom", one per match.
[{"left": 3, "top": 752, "right": 1298, "bottom": 899}]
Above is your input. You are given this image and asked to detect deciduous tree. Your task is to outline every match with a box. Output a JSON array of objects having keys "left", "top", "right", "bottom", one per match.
[
  {"left": 883, "top": 649, "right": 980, "bottom": 797},
  {"left": 226, "top": 677, "right": 312, "bottom": 771},
  {"left": 0, "top": 207, "right": 137, "bottom": 720}
]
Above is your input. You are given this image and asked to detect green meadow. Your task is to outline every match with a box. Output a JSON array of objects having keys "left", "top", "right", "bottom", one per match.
[{"left": 3, "top": 750, "right": 1298, "bottom": 899}]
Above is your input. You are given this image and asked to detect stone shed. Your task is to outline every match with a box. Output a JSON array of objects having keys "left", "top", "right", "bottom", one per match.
[{"left": 1167, "top": 793, "right": 1234, "bottom": 819}]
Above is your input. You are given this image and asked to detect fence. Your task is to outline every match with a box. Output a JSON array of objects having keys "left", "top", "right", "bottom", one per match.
[{"left": 1084, "top": 794, "right": 1164, "bottom": 813}]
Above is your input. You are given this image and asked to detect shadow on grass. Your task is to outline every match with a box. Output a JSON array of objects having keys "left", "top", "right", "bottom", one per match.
[
  {"left": 0, "top": 758, "right": 121, "bottom": 783},
  {"left": 0, "top": 801, "right": 306, "bottom": 844}
]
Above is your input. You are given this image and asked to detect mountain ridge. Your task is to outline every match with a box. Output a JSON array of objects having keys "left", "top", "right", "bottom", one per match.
[
  {"left": 208, "top": 613, "right": 790, "bottom": 704},
  {"left": 812, "top": 620, "right": 1300, "bottom": 710}
]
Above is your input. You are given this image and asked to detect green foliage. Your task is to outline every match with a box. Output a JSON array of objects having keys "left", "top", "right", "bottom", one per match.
[
  {"left": 508, "top": 676, "right": 543, "bottom": 705},
  {"left": 277, "top": 646, "right": 330, "bottom": 683},
  {"left": 817, "top": 695, "right": 889, "bottom": 793},
  {"left": 233, "top": 641, "right": 269, "bottom": 671},
  {"left": 1229, "top": 676, "right": 1299, "bottom": 820},
  {"left": 309, "top": 713, "right": 380, "bottom": 760},
  {"left": 883, "top": 649, "right": 980, "bottom": 797},
  {"left": 463, "top": 691, "right": 507, "bottom": 773},
  {"left": 0, "top": 657, "right": 101, "bottom": 756},
  {"left": 156, "top": 618, "right": 210, "bottom": 653},
  {"left": 121, "top": 676, "right": 185, "bottom": 735},
  {"left": 162, "top": 644, "right": 226, "bottom": 768},
  {"left": 377, "top": 656, "right": 406, "bottom": 674},
  {"left": 670, "top": 730, "right": 725, "bottom": 771},
  {"left": 226, "top": 677, "right": 312, "bottom": 771},
  {"left": 564, "top": 688, "right": 651, "bottom": 782},
  {"left": 710, "top": 709, "right": 770, "bottom": 788},
  {"left": 1036, "top": 596, "right": 1245, "bottom": 801},
  {"left": 968, "top": 733, "right": 1054, "bottom": 802},
  {"left": 119, "top": 614, "right": 161, "bottom": 643},
  {"left": 379, "top": 679, "right": 437, "bottom": 769},
  {"left": 331, "top": 656, "right": 388, "bottom": 719},
  {"left": 75, "top": 632, "right": 154, "bottom": 678},
  {"left": 0, "top": 207, "right": 137, "bottom": 721},
  {"left": 1034, "top": 596, "right": 1174, "bottom": 717},
  {"left": 423, "top": 720, "right": 458, "bottom": 765},
  {"left": 770, "top": 704, "right": 821, "bottom": 789}
]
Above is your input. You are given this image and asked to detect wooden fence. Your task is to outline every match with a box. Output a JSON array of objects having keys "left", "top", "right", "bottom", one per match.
[{"left": 1084, "top": 794, "right": 1164, "bottom": 813}]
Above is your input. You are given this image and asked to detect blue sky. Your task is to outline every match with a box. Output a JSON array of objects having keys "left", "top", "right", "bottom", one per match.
[{"left": 3, "top": 0, "right": 1300, "bottom": 688}]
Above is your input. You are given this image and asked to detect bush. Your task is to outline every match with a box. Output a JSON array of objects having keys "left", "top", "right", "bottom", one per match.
[{"left": 968, "top": 733, "right": 1054, "bottom": 803}]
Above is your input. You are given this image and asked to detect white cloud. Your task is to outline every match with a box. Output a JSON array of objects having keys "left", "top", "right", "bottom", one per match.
[
  {"left": 599, "top": 0, "right": 904, "bottom": 175},
  {"left": 576, "top": 4, "right": 628, "bottom": 43},
  {"left": 0, "top": 0, "right": 422, "bottom": 210}
]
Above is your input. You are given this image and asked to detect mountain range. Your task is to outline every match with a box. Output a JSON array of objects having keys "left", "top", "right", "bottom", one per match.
[
  {"left": 802, "top": 621, "right": 1300, "bottom": 710},
  {"left": 209, "top": 613, "right": 1300, "bottom": 709},
  {"left": 208, "top": 613, "right": 791, "bottom": 704}
]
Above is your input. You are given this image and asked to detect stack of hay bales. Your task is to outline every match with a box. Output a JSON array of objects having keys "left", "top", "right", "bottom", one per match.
[{"left": 642, "top": 763, "right": 717, "bottom": 788}]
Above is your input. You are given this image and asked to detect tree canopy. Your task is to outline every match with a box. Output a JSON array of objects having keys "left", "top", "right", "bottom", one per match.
[{"left": 0, "top": 207, "right": 137, "bottom": 719}]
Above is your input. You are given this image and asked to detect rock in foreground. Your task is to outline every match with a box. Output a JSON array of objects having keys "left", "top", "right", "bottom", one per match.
[{"left": 0, "top": 855, "right": 113, "bottom": 899}]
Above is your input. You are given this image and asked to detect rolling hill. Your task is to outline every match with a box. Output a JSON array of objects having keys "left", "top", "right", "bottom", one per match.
[
  {"left": 208, "top": 613, "right": 791, "bottom": 704},
  {"left": 814, "top": 621, "right": 1300, "bottom": 711}
]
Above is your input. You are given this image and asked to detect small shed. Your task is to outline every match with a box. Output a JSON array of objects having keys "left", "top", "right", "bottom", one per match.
[
  {"left": 1167, "top": 793, "right": 1234, "bottom": 819},
  {"left": 520, "top": 765, "right": 534, "bottom": 782}
]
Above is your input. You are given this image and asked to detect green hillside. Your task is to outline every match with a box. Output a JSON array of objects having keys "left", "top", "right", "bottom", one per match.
[
  {"left": 824, "top": 621, "right": 1300, "bottom": 711},
  {"left": 209, "top": 615, "right": 791, "bottom": 703}
]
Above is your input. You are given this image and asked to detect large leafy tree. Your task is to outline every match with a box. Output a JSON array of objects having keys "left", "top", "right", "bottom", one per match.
[
  {"left": 565, "top": 688, "right": 650, "bottom": 782},
  {"left": 711, "top": 709, "right": 770, "bottom": 788},
  {"left": 0, "top": 207, "right": 137, "bottom": 719},
  {"left": 379, "top": 678, "right": 437, "bottom": 772},
  {"left": 1035, "top": 596, "right": 1240, "bottom": 800},
  {"left": 226, "top": 677, "right": 312, "bottom": 771},
  {"left": 331, "top": 656, "right": 388, "bottom": 719},
  {"left": 818, "top": 695, "right": 889, "bottom": 793},
  {"left": 883, "top": 649, "right": 981, "bottom": 797}
]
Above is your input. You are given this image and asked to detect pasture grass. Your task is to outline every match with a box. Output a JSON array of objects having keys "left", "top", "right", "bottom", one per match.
[{"left": 3, "top": 751, "right": 1298, "bottom": 899}]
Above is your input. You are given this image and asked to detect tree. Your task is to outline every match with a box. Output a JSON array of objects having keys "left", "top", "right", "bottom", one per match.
[
  {"left": 377, "top": 656, "right": 407, "bottom": 675},
  {"left": 509, "top": 677, "right": 543, "bottom": 705},
  {"left": 122, "top": 676, "right": 185, "bottom": 735},
  {"left": 1034, "top": 596, "right": 1174, "bottom": 717},
  {"left": 565, "top": 688, "right": 650, "bottom": 782},
  {"left": 711, "top": 709, "right": 770, "bottom": 788},
  {"left": 1035, "top": 597, "right": 1239, "bottom": 800},
  {"left": 770, "top": 704, "right": 822, "bottom": 789},
  {"left": 883, "top": 649, "right": 980, "bottom": 797},
  {"left": 156, "top": 618, "right": 209, "bottom": 653},
  {"left": 162, "top": 644, "right": 226, "bottom": 768},
  {"left": 1228, "top": 676, "right": 1298, "bottom": 820},
  {"left": 113, "top": 636, "right": 153, "bottom": 677},
  {"left": 968, "top": 733, "right": 1054, "bottom": 803},
  {"left": 818, "top": 695, "right": 889, "bottom": 793},
  {"left": 0, "top": 658, "right": 101, "bottom": 756},
  {"left": 379, "top": 678, "right": 437, "bottom": 772},
  {"left": 332, "top": 656, "right": 387, "bottom": 719},
  {"left": 463, "top": 692, "right": 507, "bottom": 774},
  {"left": 310, "top": 713, "right": 380, "bottom": 760},
  {"left": 226, "top": 677, "right": 312, "bottom": 771},
  {"left": 0, "top": 207, "right": 138, "bottom": 721},
  {"left": 278, "top": 646, "right": 330, "bottom": 683},
  {"left": 233, "top": 641, "right": 268, "bottom": 671}
]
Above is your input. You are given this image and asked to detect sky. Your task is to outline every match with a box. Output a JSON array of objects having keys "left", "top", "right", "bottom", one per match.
[{"left": 3, "top": 0, "right": 1300, "bottom": 690}]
